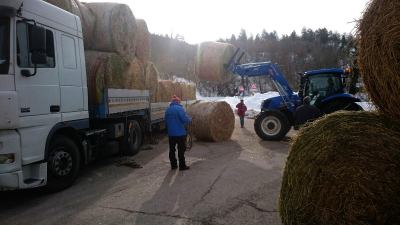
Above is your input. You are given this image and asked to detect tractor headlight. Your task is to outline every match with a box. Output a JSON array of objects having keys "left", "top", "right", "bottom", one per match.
[{"left": 0, "top": 154, "right": 15, "bottom": 164}]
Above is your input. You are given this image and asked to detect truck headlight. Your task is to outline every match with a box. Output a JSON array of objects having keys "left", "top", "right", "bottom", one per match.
[{"left": 0, "top": 154, "right": 15, "bottom": 164}]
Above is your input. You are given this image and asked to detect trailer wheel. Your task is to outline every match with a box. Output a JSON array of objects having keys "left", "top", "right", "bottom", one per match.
[
  {"left": 254, "top": 111, "right": 290, "bottom": 141},
  {"left": 123, "top": 120, "right": 143, "bottom": 156},
  {"left": 45, "top": 136, "right": 81, "bottom": 192}
]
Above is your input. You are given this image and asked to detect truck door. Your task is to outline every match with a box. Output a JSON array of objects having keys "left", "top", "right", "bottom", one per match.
[
  {"left": 57, "top": 33, "right": 85, "bottom": 121},
  {"left": 15, "top": 21, "right": 60, "bottom": 117}
]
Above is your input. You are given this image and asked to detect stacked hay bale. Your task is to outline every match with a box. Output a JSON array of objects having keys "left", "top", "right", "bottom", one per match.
[
  {"left": 196, "top": 42, "right": 236, "bottom": 83},
  {"left": 136, "top": 19, "right": 151, "bottom": 63},
  {"left": 280, "top": 1, "right": 400, "bottom": 224},
  {"left": 187, "top": 101, "right": 235, "bottom": 142},
  {"left": 44, "top": 0, "right": 197, "bottom": 105}
]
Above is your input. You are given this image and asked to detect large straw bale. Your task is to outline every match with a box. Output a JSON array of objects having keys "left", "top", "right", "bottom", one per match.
[
  {"left": 145, "top": 62, "right": 159, "bottom": 102},
  {"left": 357, "top": 0, "right": 400, "bottom": 121},
  {"left": 187, "top": 101, "right": 234, "bottom": 142},
  {"left": 85, "top": 51, "right": 145, "bottom": 105},
  {"left": 157, "top": 80, "right": 174, "bottom": 102},
  {"left": 44, "top": 0, "right": 81, "bottom": 16},
  {"left": 136, "top": 19, "right": 151, "bottom": 63},
  {"left": 176, "top": 82, "right": 196, "bottom": 101},
  {"left": 280, "top": 111, "right": 400, "bottom": 225},
  {"left": 85, "top": 3, "right": 137, "bottom": 62},
  {"left": 76, "top": 2, "right": 96, "bottom": 49},
  {"left": 196, "top": 42, "right": 235, "bottom": 83}
]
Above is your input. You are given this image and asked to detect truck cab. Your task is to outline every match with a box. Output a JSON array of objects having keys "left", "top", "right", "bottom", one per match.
[{"left": 0, "top": 0, "right": 89, "bottom": 190}]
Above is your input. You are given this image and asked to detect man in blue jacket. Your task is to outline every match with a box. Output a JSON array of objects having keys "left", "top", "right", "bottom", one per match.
[{"left": 165, "top": 95, "right": 192, "bottom": 170}]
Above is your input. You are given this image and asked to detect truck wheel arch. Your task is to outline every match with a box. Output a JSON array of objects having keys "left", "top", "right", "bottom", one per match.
[{"left": 45, "top": 120, "right": 88, "bottom": 163}]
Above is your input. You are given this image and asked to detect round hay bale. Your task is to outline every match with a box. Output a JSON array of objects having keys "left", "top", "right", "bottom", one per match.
[
  {"left": 85, "top": 51, "right": 145, "bottom": 105},
  {"left": 187, "top": 101, "right": 234, "bottom": 142},
  {"left": 280, "top": 111, "right": 400, "bottom": 225},
  {"left": 157, "top": 80, "right": 174, "bottom": 102},
  {"left": 136, "top": 19, "right": 151, "bottom": 63},
  {"left": 125, "top": 58, "right": 146, "bottom": 90},
  {"left": 357, "top": 0, "right": 400, "bottom": 121},
  {"left": 85, "top": 3, "right": 137, "bottom": 62},
  {"left": 145, "top": 62, "right": 159, "bottom": 102},
  {"left": 179, "top": 82, "right": 196, "bottom": 101},
  {"left": 173, "top": 82, "right": 184, "bottom": 101},
  {"left": 196, "top": 42, "right": 235, "bottom": 83},
  {"left": 76, "top": 2, "right": 96, "bottom": 49},
  {"left": 44, "top": 0, "right": 81, "bottom": 16}
]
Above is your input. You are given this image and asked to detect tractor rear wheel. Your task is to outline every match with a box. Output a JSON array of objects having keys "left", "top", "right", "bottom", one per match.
[{"left": 254, "top": 111, "right": 290, "bottom": 141}]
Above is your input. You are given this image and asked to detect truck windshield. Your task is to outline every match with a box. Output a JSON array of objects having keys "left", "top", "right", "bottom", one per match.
[{"left": 0, "top": 17, "right": 10, "bottom": 74}]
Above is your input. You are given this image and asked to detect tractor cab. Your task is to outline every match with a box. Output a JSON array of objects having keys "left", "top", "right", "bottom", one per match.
[{"left": 298, "top": 68, "right": 361, "bottom": 113}]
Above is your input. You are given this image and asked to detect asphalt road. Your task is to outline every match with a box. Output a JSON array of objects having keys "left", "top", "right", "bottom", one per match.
[{"left": 0, "top": 118, "right": 292, "bottom": 225}]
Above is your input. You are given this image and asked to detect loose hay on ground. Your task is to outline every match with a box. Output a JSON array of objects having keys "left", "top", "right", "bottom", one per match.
[
  {"left": 187, "top": 101, "right": 234, "bottom": 142},
  {"left": 280, "top": 111, "right": 400, "bottom": 225},
  {"left": 357, "top": 0, "right": 400, "bottom": 121}
]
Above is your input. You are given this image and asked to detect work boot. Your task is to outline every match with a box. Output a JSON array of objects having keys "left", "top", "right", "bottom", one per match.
[{"left": 179, "top": 166, "right": 190, "bottom": 171}]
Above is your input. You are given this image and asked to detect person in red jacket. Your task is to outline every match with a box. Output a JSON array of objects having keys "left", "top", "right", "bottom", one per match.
[{"left": 236, "top": 99, "right": 247, "bottom": 128}]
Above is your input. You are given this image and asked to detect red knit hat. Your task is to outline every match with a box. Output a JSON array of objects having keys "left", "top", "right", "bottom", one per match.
[{"left": 171, "top": 95, "right": 181, "bottom": 103}]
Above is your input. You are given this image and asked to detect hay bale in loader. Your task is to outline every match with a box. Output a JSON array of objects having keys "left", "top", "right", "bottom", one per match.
[
  {"left": 145, "top": 62, "right": 159, "bottom": 102},
  {"left": 280, "top": 111, "right": 400, "bottom": 225},
  {"left": 187, "top": 101, "right": 234, "bottom": 142},
  {"left": 357, "top": 0, "right": 400, "bottom": 121},
  {"left": 196, "top": 42, "right": 236, "bottom": 83},
  {"left": 85, "top": 51, "right": 145, "bottom": 105},
  {"left": 85, "top": 3, "right": 137, "bottom": 62},
  {"left": 136, "top": 19, "right": 151, "bottom": 63}
]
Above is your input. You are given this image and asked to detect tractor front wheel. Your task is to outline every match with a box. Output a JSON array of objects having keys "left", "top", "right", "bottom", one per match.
[{"left": 254, "top": 111, "right": 290, "bottom": 141}]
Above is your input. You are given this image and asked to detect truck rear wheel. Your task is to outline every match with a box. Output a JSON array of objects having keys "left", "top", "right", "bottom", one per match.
[
  {"left": 45, "top": 136, "right": 81, "bottom": 192},
  {"left": 254, "top": 111, "right": 290, "bottom": 141},
  {"left": 123, "top": 120, "right": 143, "bottom": 156}
]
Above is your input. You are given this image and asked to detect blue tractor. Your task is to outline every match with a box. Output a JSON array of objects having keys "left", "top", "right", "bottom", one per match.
[{"left": 227, "top": 50, "right": 362, "bottom": 140}]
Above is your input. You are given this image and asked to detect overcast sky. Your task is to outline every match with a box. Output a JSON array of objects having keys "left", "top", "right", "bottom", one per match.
[{"left": 84, "top": 0, "right": 370, "bottom": 44}]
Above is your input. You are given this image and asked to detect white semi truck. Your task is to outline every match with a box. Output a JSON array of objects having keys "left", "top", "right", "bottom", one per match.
[{"left": 0, "top": 0, "right": 173, "bottom": 191}]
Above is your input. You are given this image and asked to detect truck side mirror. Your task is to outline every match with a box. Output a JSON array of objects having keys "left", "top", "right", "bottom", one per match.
[{"left": 29, "top": 25, "right": 47, "bottom": 65}]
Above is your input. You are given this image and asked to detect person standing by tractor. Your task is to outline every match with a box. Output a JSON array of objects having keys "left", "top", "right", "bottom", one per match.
[
  {"left": 236, "top": 99, "right": 247, "bottom": 128},
  {"left": 165, "top": 95, "right": 192, "bottom": 171}
]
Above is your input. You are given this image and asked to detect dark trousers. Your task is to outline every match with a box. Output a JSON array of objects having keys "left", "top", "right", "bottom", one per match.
[
  {"left": 239, "top": 116, "right": 245, "bottom": 127},
  {"left": 169, "top": 136, "right": 187, "bottom": 168}
]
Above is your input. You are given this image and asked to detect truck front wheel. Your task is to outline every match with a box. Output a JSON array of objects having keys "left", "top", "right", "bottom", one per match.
[
  {"left": 123, "top": 120, "right": 143, "bottom": 156},
  {"left": 45, "top": 136, "right": 81, "bottom": 192},
  {"left": 254, "top": 111, "right": 290, "bottom": 141}
]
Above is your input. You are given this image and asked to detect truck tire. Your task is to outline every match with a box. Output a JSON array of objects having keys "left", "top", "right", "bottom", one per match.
[
  {"left": 254, "top": 111, "right": 290, "bottom": 141},
  {"left": 123, "top": 120, "right": 143, "bottom": 156},
  {"left": 45, "top": 136, "right": 81, "bottom": 192}
]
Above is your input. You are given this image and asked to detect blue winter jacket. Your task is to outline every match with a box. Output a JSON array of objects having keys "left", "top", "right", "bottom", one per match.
[{"left": 165, "top": 102, "right": 192, "bottom": 137}]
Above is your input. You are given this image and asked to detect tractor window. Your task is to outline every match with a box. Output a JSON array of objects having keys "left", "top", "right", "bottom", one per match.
[
  {"left": 306, "top": 74, "right": 343, "bottom": 102},
  {"left": 0, "top": 17, "right": 10, "bottom": 74}
]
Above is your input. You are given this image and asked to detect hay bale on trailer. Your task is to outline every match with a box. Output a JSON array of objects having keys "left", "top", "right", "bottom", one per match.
[
  {"left": 76, "top": 2, "right": 96, "bottom": 49},
  {"left": 136, "top": 19, "right": 151, "bottom": 63},
  {"left": 44, "top": 0, "right": 81, "bottom": 16},
  {"left": 145, "top": 62, "right": 159, "bottom": 102},
  {"left": 85, "top": 51, "right": 145, "bottom": 105},
  {"left": 196, "top": 42, "right": 235, "bottom": 83},
  {"left": 125, "top": 57, "right": 146, "bottom": 90},
  {"left": 157, "top": 80, "right": 174, "bottom": 102},
  {"left": 280, "top": 111, "right": 400, "bottom": 225},
  {"left": 187, "top": 101, "right": 234, "bottom": 142},
  {"left": 179, "top": 82, "right": 196, "bottom": 101},
  {"left": 357, "top": 0, "right": 400, "bottom": 121},
  {"left": 85, "top": 3, "right": 137, "bottom": 62}
]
